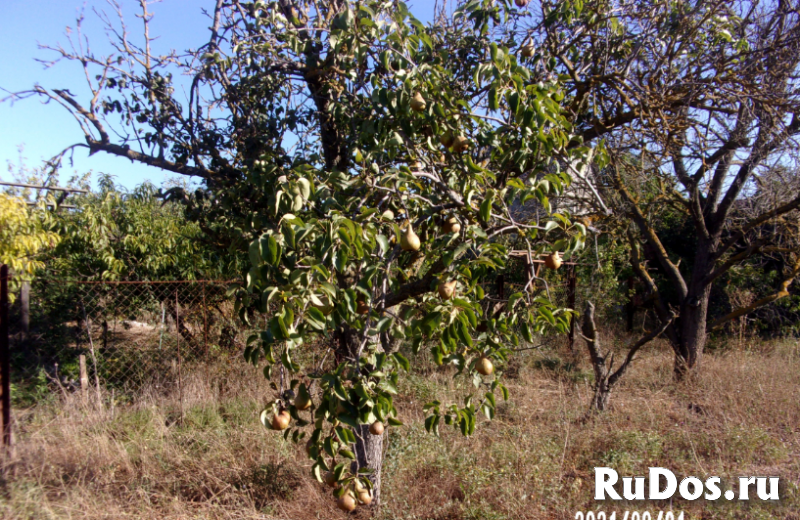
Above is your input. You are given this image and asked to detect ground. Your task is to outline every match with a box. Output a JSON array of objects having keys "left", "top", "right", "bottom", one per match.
[{"left": 1, "top": 335, "right": 798, "bottom": 520}]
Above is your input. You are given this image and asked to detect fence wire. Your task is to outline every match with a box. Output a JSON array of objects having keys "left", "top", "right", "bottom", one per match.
[
  {"left": 9, "top": 280, "right": 247, "bottom": 401},
  {"left": 6, "top": 261, "right": 579, "bottom": 404}
]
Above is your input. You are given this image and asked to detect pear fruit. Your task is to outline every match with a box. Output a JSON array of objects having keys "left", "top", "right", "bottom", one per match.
[
  {"left": 452, "top": 135, "right": 469, "bottom": 153},
  {"left": 357, "top": 488, "right": 373, "bottom": 505},
  {"left": 381, "top": 209, "right": 395, "bottom": 221},
  {"left": 400, "top": 226, "right": 421, "bottom": 252},
  {"left": 440, "top": 131, "right": 455, "bottom": 148},
  {"left": 336, "top": 492, "right": 357, "bottom": 512},
  {"left": 442, "top": 216, "right": 461, "bottom": 234},
  {"left": 270, "top": 410, "right": 291, "bottom": 430},
  {"left": 369, "top": 421, "right": 384, "bottom": 436},
  {"left": 544, "top": 252, "right": 562, "bottom": 270},
  {"left": 294, "top": 383, "right": 312, "bottom": 410},
  {"left": 515, "top": 0, "right": 530, "bottom": 6},
  {"left": 521, "top": 44, "right": 535, "bottom": 57},
  {"left": 438, "top": 280, "right": 457, "bottom": 300},
  {"left": 476, "top": 356, "right": 494, "bottom": 376},
  {"left": 410, "top": 92, "right": 427, "bottom": 112},
  {"left": 324, "top": 471, "right": 338, "bottom": 488}
]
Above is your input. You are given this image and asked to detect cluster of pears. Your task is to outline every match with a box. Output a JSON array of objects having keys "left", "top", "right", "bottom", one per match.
[
  {"left": 440, "top": 130, "right": 470, "bottom": 153},
  {"left": 409, "top": 91, "right": 469, "bottom": 153},
  {"left": 326, "top": 476, "right": 374, "bottom": 512},
  {"left": 268, "top": 384, "right": 314, "bottom": 431}
]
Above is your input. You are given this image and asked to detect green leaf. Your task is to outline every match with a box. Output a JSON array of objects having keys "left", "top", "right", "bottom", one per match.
[
  {"left": 479, "top": 197, "right": 492, "bottom": 223},
  {"left": 393, "top": 352, "right": 410, "bottom": 372},
  {"left": 262, "top": 235, "right": 281, "bottom": 266}
]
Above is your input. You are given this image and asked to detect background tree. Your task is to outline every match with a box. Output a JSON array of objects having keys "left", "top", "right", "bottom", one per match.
[
  {"left": 45, "top": 174, "right": 235, "bottom": 281},
  {"left": 0, "top": 192, "right": 59, "bottom": 298},
  {"left": 6, "top": 0, "right": 599, "bottom": 508},
  {"left": 532, "top": 0, "right": 800, "bottom": 375}
]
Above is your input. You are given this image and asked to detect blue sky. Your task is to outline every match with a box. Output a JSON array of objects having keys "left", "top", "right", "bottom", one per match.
[{"left": 0, "top": 0, "right": 438, "bottom": 191}]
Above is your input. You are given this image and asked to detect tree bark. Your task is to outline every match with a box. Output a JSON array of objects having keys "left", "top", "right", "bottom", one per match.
[
  {"left": 673, "top": 237, "right": 717, "bottom": 378},
  {"left": 337, "top": 323, "right": 385, "bottom": 507},
  {"left": 354, "top": 424, "right": 384, "bottom": 506}
]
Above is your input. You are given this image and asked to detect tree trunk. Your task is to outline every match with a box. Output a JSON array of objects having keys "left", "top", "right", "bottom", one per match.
[
  {"left": 674, "top": 287, "right": 711, "bottom": 378},
  {"left": 354, "top": 424, "right": 384, "bottom": 506},
  {"left": 673, "top": 238, "right": 716, "bottom": 379},
  {"left": 592, "top": 384, "right": 611, "bottom": 411},
  {"left": 337, "top": 323, "right": 385, "bottom": 507}
]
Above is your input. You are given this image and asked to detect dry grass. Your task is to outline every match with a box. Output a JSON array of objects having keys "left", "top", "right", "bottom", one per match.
[{"left": 2, "top": 336, "right": 799, "bottom": 520}]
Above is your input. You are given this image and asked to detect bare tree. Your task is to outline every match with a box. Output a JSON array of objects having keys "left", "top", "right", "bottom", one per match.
[
  {"left": 581, "top": 301, "right": 675, "bottom": 411},
  {"left": 531, "top": 0, "right": 800, "bottom": 376}
]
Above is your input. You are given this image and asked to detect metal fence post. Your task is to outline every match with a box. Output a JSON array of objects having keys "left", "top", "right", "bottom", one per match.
[{"left": 1, "top": 265, "right": 12, "bottom": 450}]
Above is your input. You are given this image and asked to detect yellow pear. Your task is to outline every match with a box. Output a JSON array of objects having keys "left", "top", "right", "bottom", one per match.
[
  {"left": 452, "top": 135, "right": 469, "bottom": 153},
  {"left": 357, "top": 489, "right": 373, "bottom": 505},
  {"left": 438, "top": 280, "right": 457, "bottom": 300},
  {"left": 521, "top": 44, "right": 535, "bottom": 57},
  {"left": 400, "top": 226, "right": 421, "bottom": 251},
  {"left": 476, "top": 357, "right": 494, "bottom": 376},
  {"left": 336, "top": 492, "right": 357, "bottom": 512},
  {"left": 270, "top": 410, "right": 291, "bottom": 430},
  {"left": 381, "top": 209, "right": 395, "bottom": 221},
  {"left": 442, "top": 216, "right": 461, "bottom": 234},
  {"left": 294, "top": 384, "right": 312, "bottom": 410},
  {"left": 544, "top": 252, "right": 562, "bottom": 270},
  {"left": 410, "top": 92, "right": 426, "bottom": 112}
]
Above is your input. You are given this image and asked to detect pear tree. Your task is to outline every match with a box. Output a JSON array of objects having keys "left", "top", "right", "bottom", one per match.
[{"left": 7, "top": 0, "right": 600, "bottom": 507}]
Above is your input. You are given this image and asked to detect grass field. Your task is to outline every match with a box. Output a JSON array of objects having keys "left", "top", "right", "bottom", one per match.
[{"left": 1, "top": 335, "right": 799, "bottom": 520}]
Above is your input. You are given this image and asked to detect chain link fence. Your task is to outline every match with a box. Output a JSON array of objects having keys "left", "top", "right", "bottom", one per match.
[
  {"left": 8, "top": 279, "right": 249, "bottom": 405},
  {"left": 4, "top": 260, "right": 581, "bottom": 408}
]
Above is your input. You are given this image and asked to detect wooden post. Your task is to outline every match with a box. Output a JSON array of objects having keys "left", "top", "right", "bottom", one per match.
[
  {"left": 567, "top": 264, "right": 577, "bottom": 354},
  {"left": 20, "top": 280, "right": 30, "bottom": 335},
  {"left": 495, "top": 274, "right": 505, "bottom": 299},
  {"left": 0, "top": 265, "right": 12, "bottom": 449},
  {"left": 79, "top": 354, "right": 88, "bottom": 403}
]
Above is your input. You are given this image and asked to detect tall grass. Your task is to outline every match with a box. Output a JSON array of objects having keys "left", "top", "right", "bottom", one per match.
[{"left": 1, "top": 336, "right": 799, "bottom": 519}]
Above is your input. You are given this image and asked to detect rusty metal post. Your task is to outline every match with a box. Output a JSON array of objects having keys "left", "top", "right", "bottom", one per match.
[
  {"left": 567, "top": 264, "right": 577, "bottom": 354},
  {"left": 0, "top": 265, "right": 12, "bottom": 449}
]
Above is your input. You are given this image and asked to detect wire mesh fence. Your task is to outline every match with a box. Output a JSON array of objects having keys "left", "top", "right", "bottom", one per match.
[
  {"left": 4, "top": 259, "right": 580, "bottom": 408},
  {"left": 8, "top": 279, "right": 249, "bottom": 406}
]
